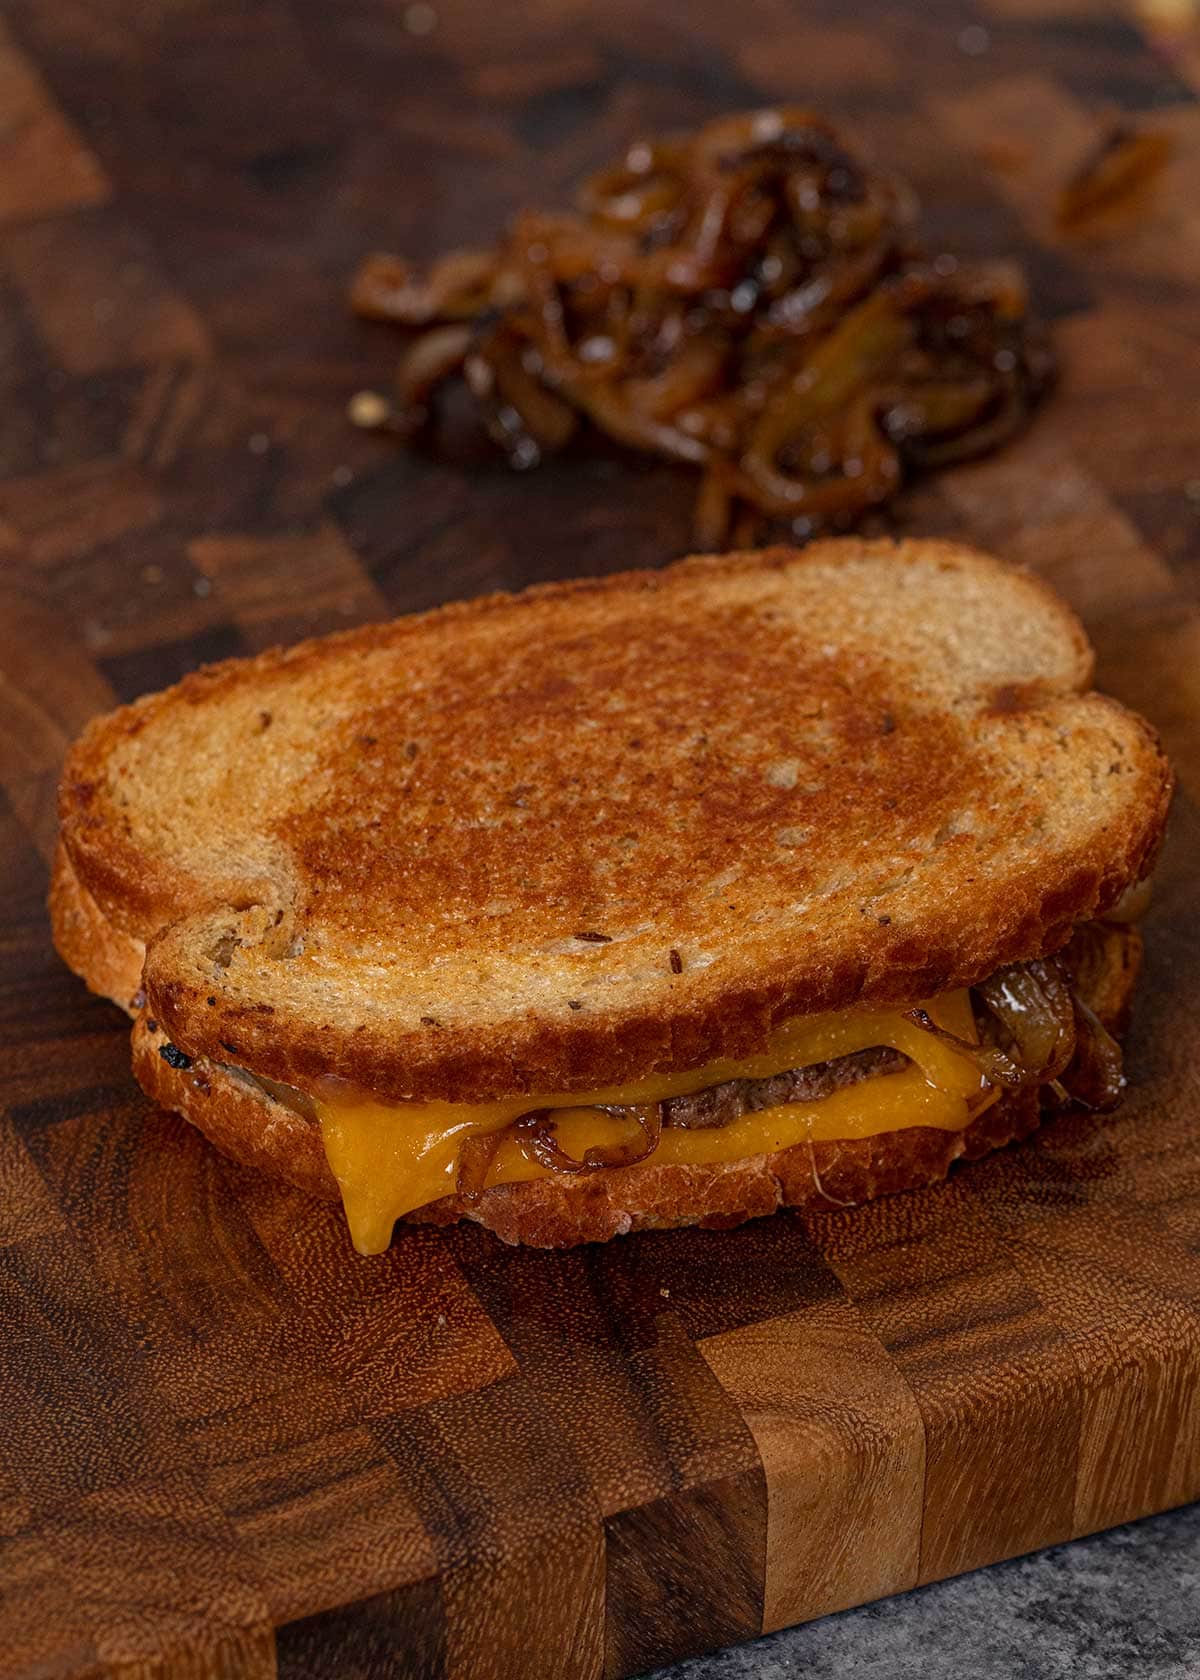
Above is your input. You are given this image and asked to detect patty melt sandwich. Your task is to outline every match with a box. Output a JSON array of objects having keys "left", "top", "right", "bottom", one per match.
[{"left": 52, "top": 540, "right": 1172, "bottom": 1251}]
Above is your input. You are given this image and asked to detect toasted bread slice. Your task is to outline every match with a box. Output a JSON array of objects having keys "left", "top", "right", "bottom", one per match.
[{"left": 57, "top": 539, "right": 1170, "bottom": 1104}]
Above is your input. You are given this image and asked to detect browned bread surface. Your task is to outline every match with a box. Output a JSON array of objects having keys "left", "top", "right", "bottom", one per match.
[{"left": 57, "top": 540, "right": 1171, "bottom": 1103}]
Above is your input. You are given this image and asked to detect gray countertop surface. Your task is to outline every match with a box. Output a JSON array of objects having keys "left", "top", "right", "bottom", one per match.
[{"left": 648, "top": 1503, "right": 1200, "bottom": 1679}]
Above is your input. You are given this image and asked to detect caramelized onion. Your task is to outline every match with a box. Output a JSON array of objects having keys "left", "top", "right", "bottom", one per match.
[
  {"left": 225, "top": 1065, "right": 319, "bottom": 1122},
  {"left": 974, "top": 959, "right": 1076, "bottom": 1085},
  {"left": 351, "top": 248, "right": 500, "bottom": 325},
  {"left": 1060, "top": 993, "right": 1126, "bottom": 1112},
  {"left": 571, "top": 381, "right": 711, "bottom": 465},
  {"left": 350, "top": 107, "right": 1051, "bottom": 544},
  {"left": 1103, "top": 876, "right": 1153, "bottom": 925},
  {"left": 902, "top": 1009, "right": 1025, "bottom": 1090},
  {"left": 1056, "top": 921, "right": 1140, "bottom": 1038},
  {"left": 467, "top": 327, "right": 578, "bottom": 462},
  {"left": 1057, "top": 125, "right": 1173, "bottom": 231},
  {"left": 395, "top": 324, "right": 473, "bottom": 427},
  {"left": 457, "top": 1131, "right": 504, "bottom": 1202},
  {"left": 513, "top": 1103, "right": 664, "bottom": 1174}
]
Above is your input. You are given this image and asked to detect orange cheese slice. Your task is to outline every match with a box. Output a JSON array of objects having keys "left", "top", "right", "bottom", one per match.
[{"left": 316, "top": 990, "right": 987, "bottom": 1255}]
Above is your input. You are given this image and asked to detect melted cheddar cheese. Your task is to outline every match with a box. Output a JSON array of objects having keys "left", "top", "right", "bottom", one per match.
[{"left": 316, "top": 990, "right": 988, "bottom": 1254}]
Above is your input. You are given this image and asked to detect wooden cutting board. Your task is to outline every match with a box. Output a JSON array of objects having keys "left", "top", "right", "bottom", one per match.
[{"left": 2, "top": 0, "right": 1199, "bottom": 1674}]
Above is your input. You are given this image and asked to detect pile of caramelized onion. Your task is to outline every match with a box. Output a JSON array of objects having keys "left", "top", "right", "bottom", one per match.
[{"left": 350, "top": 107, "right": 1054, "bottom": 545}]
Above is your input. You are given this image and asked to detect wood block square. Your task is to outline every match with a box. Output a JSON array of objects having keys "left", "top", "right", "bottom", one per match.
[
  {"left": 0, "top": 1448, "right": 33, "bottom": 1542},
  {"left": 0, "top": 571, "right": 118, "bottom": 788},
  {"left": 189, "top": 525, "right": 388, "bottom": 649},
  {"left": 98, "top": 621, "right": 245, "bottom": 704},
  {"left": 1, "top": 210, "right": 208, "bottom": 375},
  {"left": 0, "top": 455, "right": 162, "bottom": 566},
  {"left": 26, "top": 1094, "right": 366, "bottom": 1478},
  {"left": 977, "top": 1146, "right": 1200, "bottom": 1533},
  {"left": 0, "top": 1228, "right": 185, "bottom": 1516},
  {"left": 1056, "top": 300, "right": 1200, "bottom": 402},
  {"left": 808, "top": 1178, "right": 1082, "bottom": 1581},
  {"left": 375, "top": 1375, "right": 605, "bottom": 1680},
  {"left": 2, "top": 767, "right": 64, "bottom": 864},
  {"left": 275, "top": 1574, "right": 445, "bottom": 1680},
  {"left": 701, "top": 1295, "right": 925, "bottom": 1631},
  {"left": 447, "top": 1222, "right": 765, "bottom": 1516},
  {"left": 210, "top": 1425, "right": 437, "bottom": 1625},
  {"left": 603, "top": 1467, "right": 765, "bottom": 1679},
  {"left": 0, "top": 19, "right": 109, "bottom": 225},
  {"left": 38, "top": 1473, "right": 274, "bottom": 1674},
  {"left": 241, "top": 1191, "right": 518, "bottom": 1418},
  {"left": 933, "top": 72, "right": 1095, "bottom": 238},
  {"left": 0, "top": 810, "right": 133, "bottom": 1118},
  {"left": 31, "top": 1095, "right": 289, "bottom": 1344},
  {"left": 737, "top": 24, "right": 899, "bottom": 94},
  {"left": 605, "top": 1215, "right": 845, "bottom": 1344},
  {"left": 0, "top": 1526, "right": 99, "bottom": 1678},
  {"left": 0, "top": 1116, "right": 65, "bottom": 1246}
]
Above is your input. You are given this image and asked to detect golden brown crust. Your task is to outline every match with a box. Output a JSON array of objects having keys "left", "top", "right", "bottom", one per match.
[
  {"left": 56, "top": 539, "right": 1173, "bottom": 1104},
  {"left": 48, "top": 842, "right": 146, "bottom": 1012},
  {"left": 130, "top": 923, "right": 1137, "bottom": 1248}
]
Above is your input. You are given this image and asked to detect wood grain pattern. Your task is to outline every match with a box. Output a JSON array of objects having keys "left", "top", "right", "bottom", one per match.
[
  {"left": 1, "top": 0, "right": 1199, "bottom": 1675},
  {"left": 698, "top": 1236, "right": 927, "bottom": 1631}
]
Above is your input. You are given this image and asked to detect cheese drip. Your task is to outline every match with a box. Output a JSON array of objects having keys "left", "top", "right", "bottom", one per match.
[{"left": 317, "top": 991, "right": 987, "bottom": 1255}]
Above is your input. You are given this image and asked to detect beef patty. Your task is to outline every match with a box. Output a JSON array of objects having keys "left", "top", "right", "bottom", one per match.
[{"left": 660, "top": 1044, "right": 909, "bottom": 1129}]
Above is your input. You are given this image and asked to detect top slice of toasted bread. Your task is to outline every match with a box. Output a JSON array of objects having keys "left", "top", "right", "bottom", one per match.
[{"left": 57, "top": 539, "right": 1172, "bottom": 1103}]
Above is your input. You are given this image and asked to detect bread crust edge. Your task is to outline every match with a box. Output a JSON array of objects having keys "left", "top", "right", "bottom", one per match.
[{"left": 49, "top": 840, "right": 146, "bottom": 1012}]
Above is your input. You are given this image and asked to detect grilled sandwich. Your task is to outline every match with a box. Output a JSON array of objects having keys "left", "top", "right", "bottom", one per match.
[{"left": 52, "top": 540, "right": 1172, "bottom": 1251}]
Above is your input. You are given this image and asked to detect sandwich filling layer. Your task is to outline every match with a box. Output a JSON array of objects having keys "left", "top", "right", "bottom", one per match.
[
  {"left": 200, "top": 928, "right": 1132, "bottom": 1256},
  {"left": 312, "top": 990, "right": 993, "bottom": 1253}
]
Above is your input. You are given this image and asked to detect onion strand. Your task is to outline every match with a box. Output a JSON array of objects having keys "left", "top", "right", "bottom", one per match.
[{"left": 903, "top": 1008, "right": 1026, "bottom": 1089}]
